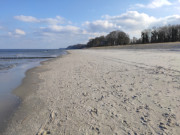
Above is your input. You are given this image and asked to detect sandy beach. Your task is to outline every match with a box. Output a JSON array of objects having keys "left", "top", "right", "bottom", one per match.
[{"left": 3, "top": 48, "right": 180, "bottom": 135}]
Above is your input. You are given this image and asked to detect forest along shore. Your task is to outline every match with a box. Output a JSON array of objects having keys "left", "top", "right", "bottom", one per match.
[{"left": 3, "top": 49, "right": 180, "bottom": 135}]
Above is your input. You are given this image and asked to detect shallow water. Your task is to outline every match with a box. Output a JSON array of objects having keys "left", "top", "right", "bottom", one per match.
[{"left": 0, "top": 49, "right": 66, "bottom": 132}]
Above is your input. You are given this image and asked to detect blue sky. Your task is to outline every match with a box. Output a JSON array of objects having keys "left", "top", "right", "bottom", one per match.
[{"left": 0, "top": 0, "right": 180, "bottom": 49}]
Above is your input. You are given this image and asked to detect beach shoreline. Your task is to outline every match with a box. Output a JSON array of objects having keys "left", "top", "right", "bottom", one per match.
[
  {"left": 1, "top": 52, "right": 68, "bottom": 134},
  {"left": 3, "top": 48, "right": 180, "bottom": 134}
]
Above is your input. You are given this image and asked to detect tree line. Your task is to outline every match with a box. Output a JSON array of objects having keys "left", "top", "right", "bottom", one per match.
[
  {"left": 66, "top": 30, "right": 130, "bottom": 49},
  {"left": 87, "top": 31, "right": 130, "bottom": 47},
  {"left": 67, "top": 24, "right": 180, "bottom": 49},
  {"left": 134, "top": 24, "right": 180, "bottom": 44}
]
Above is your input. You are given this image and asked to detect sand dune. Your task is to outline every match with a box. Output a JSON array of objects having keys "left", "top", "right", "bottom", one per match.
[{"left": 3, "top": 49, "right": 180, "bottom": 135}]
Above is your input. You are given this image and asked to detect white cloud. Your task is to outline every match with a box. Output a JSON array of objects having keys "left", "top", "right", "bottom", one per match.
[
  {"left": 8, "top": 32, "right": 12, "bottom": 36},
  {"left": 0, "top": 29, "right": 26, "bottom": 38},
  {"left": 156, "top": 15, "right": 180, "bottom": 26},
  {"left": 104, "top": 11, "right": 156, "bottom": 29},
  {"left": 14, "top": 15, "right": 67, "bottom": 24},
  {"left": 136, "top": 0, "right": 172, "bottom": 8},
  {"left": 15, "top": 29, "right": 26, "bottom": 35},
  {"left": 14, "top": 15, "right": 39, "bottom": 23},
  {"left": 148, "top": 0, "right": 172, "bottom": 8},
  {"left": 42, "top": 16, "right": 67, "bottom": 24},
  {"left": 84, "top": 11, "right": 156, "bottom": 37},
  {"left": 39, "top": 25, "right": 82, "bottom": 35},
  {"left": 84, "top": 20, "right": 120, "bottom": 33},
  {"left": 83, "top": 11, "right": 180, "bottom": 38},
  {"left": 50, "top": 25, "right": 80, "bottom": 32},
  {"left": 32, "top": 26, "right": 91, "bottom": 48}
]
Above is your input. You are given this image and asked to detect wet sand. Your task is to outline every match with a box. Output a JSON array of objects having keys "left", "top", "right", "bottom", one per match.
[
  {"left": 0, "top": 60, "right": 42, "bottom": 133},
  {"left": 3, "top": 47, "right": 180, "bottom": 134}
]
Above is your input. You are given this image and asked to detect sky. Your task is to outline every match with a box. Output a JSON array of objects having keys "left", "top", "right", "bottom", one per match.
[{"left": 0, "top": 0, "right": 180, "bottom": 49}]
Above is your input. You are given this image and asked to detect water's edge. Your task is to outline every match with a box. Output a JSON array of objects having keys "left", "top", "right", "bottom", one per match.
[{"left": 1, "top": 51, "right": 68, "bottom": 134}]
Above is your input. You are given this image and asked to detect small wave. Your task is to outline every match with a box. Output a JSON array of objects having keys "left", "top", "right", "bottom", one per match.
[
  {"left": 50, "top": 55, "right": 57, "bottom": 57},
  {"left": 0, "top": 56, "right": 56, "bottom": 59},
  {"left": 0, "top": 64, "right": 16, "bottom": 70}
]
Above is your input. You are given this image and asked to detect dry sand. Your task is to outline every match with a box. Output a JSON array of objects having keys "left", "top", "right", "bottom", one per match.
[{"left": 3, "top": 49, "right": 180, "bottom": 135}]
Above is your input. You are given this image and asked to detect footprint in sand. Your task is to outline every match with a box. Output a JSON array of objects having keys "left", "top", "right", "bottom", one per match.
[
  {"left": 36, "top": 129, "right": 50, "bottom": 135},
  {"left": 90, "top": 108, "right": 98, "bottom": 117},
  {"left": 162, "top": 113, "right": 179, "bottom": 127},
  {"left": 49, "top": 111, "right": 57, "bottom": 122},
  {"left": 37, "top": 110, "right": 57, "bottom": 135},
  {"left": 92, "top": 127, "right": 101, "bottom": 134}
]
